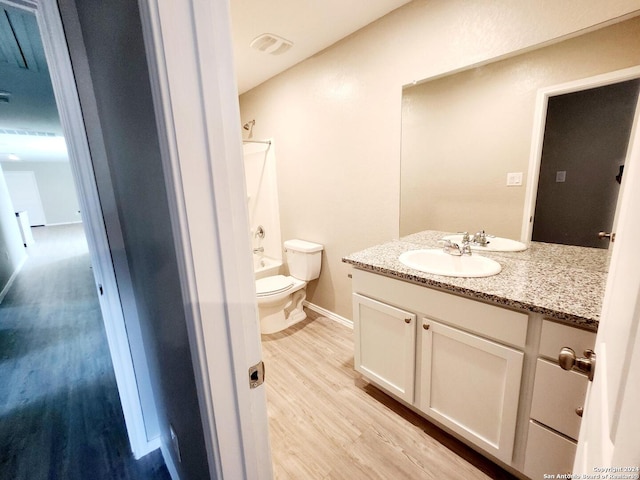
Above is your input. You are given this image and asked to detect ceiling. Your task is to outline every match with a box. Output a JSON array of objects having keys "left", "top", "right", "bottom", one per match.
[
  {"left": 230, "top": 0, "right": 413, "bottom": 94},
  {"left": 0, "top": 129, "right": 68, "bottom": 162},
  {"left": 0, "top": 0, "right": 413, "bottom": 162},
  {"left": 0, "top": 4, "right": 62, "bottom": 163}
]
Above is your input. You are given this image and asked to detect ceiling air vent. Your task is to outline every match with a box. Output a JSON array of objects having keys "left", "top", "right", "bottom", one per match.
[{"left": 250, "top": 34, "right": 293, "bottom": 55}]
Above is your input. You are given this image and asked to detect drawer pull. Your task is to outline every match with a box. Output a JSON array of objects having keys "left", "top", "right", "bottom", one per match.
[
  {"left": 558, "top": 347, "right": 596, "bottom": 381},
  {"left": 575, "top": 406, "right": 584, "bottom": 417}
]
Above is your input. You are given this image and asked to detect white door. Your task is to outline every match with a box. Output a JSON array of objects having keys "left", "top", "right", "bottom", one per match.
[
  {"left": 573, "top": 91, "right": 640, "bottom": 473},
  {"left": 4, "top": 171, "right": 47, "bottom": 226}
]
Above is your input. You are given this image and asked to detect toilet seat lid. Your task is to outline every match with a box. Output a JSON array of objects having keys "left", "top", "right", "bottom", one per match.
[{"left": 256, "top": 275, "right": 294, "bottom": 297}]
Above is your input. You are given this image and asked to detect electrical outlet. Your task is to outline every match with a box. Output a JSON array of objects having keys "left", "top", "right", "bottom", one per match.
[
  {"left": 556, "top": 170, "right": 567, "bottom": 183},
  {"left": 506, "top": 172, "right": 523, "bottom": 186},
  {"left": 170, "top": 424, "right": 182, "bottom": 463}
]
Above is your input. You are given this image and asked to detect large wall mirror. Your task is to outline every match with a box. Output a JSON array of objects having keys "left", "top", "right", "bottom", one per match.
[{"left": 400, "top": 16, "right": 640, "bottom": 248}]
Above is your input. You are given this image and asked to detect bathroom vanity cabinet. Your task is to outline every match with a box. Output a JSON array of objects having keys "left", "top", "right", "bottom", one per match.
[
  {"left": 523, "top": 320, "right": 595, "bottom": 479},
  {"left": 351, "top": 268, "right": 596, "bottom": 478},
  {"left": 352, "top": 269, "right": 526, "bottom": 464}
]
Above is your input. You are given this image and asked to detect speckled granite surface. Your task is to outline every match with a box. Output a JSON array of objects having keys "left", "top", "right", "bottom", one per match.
[{"left": 342, "top": 231, "right": 611, "bottom": 331}]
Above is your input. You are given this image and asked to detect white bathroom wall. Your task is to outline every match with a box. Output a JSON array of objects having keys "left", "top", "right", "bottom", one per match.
[
  {"left": 239, "top": 0, "right": 640, "bottom": 320},
  {"left": 243, "top": 140, "right": 283, "bottom": 263}
]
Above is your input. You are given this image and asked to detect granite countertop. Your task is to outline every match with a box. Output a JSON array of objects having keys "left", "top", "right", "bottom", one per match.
[{"left": 342, "top": 230, "right": 611, "bottom": 331}]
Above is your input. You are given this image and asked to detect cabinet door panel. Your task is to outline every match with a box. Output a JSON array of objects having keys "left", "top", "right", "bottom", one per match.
[
  {"left": 420, "top": 320, "right": 523, "bottom": 463},
  {"left": 353, "top": 293, "right": 416, "bottom": 402}
]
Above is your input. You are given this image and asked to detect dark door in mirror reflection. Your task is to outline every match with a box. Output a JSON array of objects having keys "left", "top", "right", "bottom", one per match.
[{"left": 532, "top": 79, "right": 640, "bottom": 249}]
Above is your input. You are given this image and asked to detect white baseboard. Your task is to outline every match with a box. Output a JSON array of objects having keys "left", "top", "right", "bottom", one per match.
[
  {"left": 44, "top": 220, "right": 83, "bottom": 226},
  {"left": 133, "top": 435, "right": 162, "bottom": 460},
  {"left": 0, "top": 255, "right": 27, "bottom": 304},
  {"left": 304, "top": 301, "right": 353, "bottom": 329}
]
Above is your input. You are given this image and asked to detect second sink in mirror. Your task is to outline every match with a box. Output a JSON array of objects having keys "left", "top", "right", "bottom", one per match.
[{"left": 442, "top": 234, "right": 527, "bottom": 252}]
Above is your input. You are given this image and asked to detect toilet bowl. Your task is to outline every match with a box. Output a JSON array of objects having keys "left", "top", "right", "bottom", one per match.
[{"left": 255, "top": 239, "right": 323, "bottom": 334}]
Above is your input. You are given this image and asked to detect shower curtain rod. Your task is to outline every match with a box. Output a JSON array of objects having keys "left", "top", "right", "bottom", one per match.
[{"left": 242, "top": 139, "right": 271, "bottom": 145}]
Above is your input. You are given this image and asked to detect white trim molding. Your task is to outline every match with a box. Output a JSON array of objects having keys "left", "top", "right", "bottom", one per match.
[
  {"left": 304, "top": 301, "right": 354, "bottom": 329},
  {"left": 0, "top": 255, "right": 26, "bottom": 304},
  {"left": 521, "top": 65, "right": 640, "bottom": 243},
  {"left": 139, "top": 0, "right": 273, "bottom": 478}
]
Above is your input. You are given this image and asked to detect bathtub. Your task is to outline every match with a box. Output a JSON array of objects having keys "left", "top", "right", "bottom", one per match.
[{"left": 253, "top": 254, "right": 282, "bottom": 279}]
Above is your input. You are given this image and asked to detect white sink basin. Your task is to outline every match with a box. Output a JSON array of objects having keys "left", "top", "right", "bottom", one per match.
[
  {"left": 442, "top": 234, "right": 527, "bottom": 252},
  {"left": 399, "top": 249, "right": 502, "bottom": 278}
]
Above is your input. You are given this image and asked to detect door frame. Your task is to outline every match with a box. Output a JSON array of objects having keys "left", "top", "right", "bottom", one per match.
[
  {"left": 521, "top": 65, "right": 640, "bottom": 243},
  {"left": 138, "top": 1, "right": 272, "bottom": 478},
  {"left": 5, "top": 0, "right": 156, "bottom": 458}
]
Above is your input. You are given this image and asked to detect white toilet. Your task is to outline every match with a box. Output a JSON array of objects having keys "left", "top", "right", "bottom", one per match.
[{"left": 255, "top": 239, "right": 323, "bottom": 334}]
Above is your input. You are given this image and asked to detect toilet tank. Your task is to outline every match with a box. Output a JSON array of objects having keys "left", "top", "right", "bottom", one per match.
[{"left": 284, "top": 239, "right": 323, "bottom": 281}]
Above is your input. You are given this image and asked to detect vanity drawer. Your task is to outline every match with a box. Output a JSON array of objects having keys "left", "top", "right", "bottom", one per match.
[
  {"left": 530, "top": 358, "right": 588, "bottom": 440},
  {"left": 352, "top": 269, "right": 527, "bottom": 347},
  {"left": 524, "top": 420, "right": 576, "bottom": 480},
  {"left": 539, "top": 319, "right": 596, "bottom": 361}
]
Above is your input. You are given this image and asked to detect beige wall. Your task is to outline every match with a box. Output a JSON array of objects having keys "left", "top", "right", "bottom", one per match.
[
  {"left": 401, "top": 19, "right": 640, "bottom": 239},
  {"left": 239, "top": 0, "right": 640, "bottom": 320}
]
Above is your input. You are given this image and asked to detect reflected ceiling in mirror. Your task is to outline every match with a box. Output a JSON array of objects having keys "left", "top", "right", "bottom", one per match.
[{"left": 399, "top": 16, "right": 640, "bottom": 241}]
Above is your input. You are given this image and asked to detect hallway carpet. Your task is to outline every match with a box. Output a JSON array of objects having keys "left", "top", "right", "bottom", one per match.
[{"left": 0, "top": 225, "right": 169, "bottom": 480}]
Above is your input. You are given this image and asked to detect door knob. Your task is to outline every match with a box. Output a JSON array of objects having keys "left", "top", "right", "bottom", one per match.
[
  {"left": 598, "top": 231, "right": 615, "bottom": 242},
  {"left": 558, "top": 347, "right": 596, "bottom": 381}
]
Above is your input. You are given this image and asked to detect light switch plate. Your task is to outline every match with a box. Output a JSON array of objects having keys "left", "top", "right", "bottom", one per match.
[
  {"left": 506, "top": 172, "right": 523, "bottom": 186},
  {"left": 556, "top": 170, "right": 567, "bottom": 183}
]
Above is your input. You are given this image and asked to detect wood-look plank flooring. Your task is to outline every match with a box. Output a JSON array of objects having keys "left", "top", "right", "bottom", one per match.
[
  {"left": 262, "top": 315, "right": 518, "bottom": 480},
  {"left": 0, "top": 224, "right": 169, "bottom": 480}
]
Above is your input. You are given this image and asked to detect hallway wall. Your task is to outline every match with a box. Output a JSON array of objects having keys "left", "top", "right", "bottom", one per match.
[
  {"left": 0, "top": 167, "right": 26, "bottom": 299},
  {"left": 1, "top": 161, "right": 81, "bottom": 225}
]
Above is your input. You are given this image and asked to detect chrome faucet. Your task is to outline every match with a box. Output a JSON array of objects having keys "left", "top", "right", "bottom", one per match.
[
  {"left": 471, "top": 230, "right": 494, "bottom": 247},
  {"left": 472, "top": 231, "right": 487, "bottom": 246},
  {"left": 439, "top": 239, "right": 472, "bottom": 256}
]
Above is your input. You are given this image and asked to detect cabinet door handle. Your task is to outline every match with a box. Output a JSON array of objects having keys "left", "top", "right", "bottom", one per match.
[
  {"left": 575, "top": 406, "right": 584, "bottom": 417},
  {"left": 423, "top": 323, "right": 430, "bottom": 330},
  {"left": 404, "top": 318, "right": 411, "bottom": 324}
]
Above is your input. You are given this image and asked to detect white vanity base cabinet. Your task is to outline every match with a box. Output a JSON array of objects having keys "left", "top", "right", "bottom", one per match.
[
  {"left": 350, "top": 269, "right": 598, "bottom": 479},
  {"left": 419, "top": 319, "right": 523, "bottom": 464},
  {"left": 353, "top": 293, "right": 416, "bottom": 403},
  {"left": 351, "top": 269, "right": 527, "bottom": 469}
]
